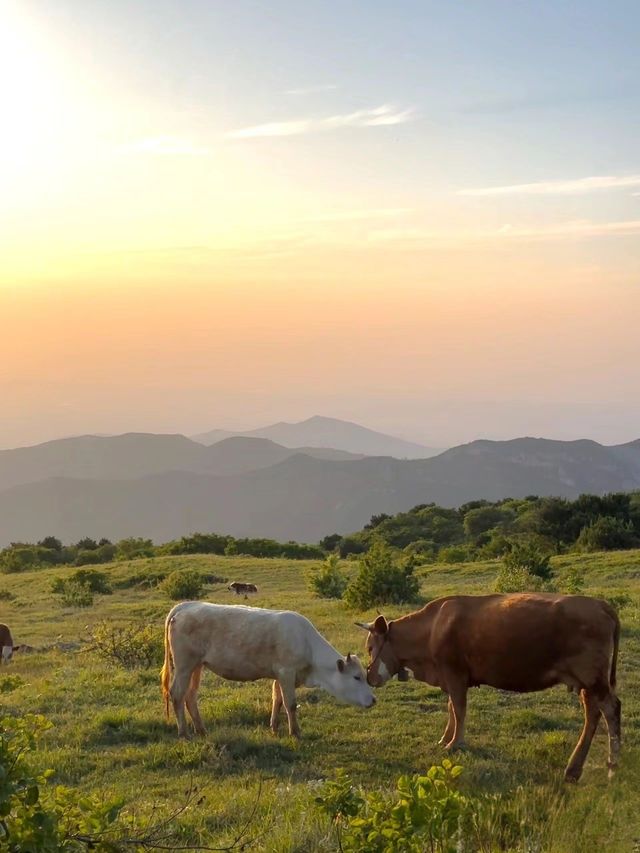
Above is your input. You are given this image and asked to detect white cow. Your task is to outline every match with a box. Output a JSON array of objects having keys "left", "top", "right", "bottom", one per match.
[{"left": 160, "top": 602, "right": 376, "bottom": 738}]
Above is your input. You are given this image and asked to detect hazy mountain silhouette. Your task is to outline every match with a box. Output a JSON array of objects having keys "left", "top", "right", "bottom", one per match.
[
  {"left": 0, "top": 433, "right": 361, "bottom": 491},
  {"left": 192, "top": 415, "right": 438, "bottom": 458},
  {"left": 1, "top": 436, "right": 638, "bottom": 546}
]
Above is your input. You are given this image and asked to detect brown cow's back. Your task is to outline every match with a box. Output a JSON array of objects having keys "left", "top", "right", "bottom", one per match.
[{"left": 425, "top": 593, "right": 617, "bottom": 693}]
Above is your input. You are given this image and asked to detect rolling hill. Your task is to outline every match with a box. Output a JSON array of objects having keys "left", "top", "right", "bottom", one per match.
[
  {"left": 192, "top": 415, "right": 439, "bottom": 458},
  {"left": 0, "top": 433, "right": 361, "bottom": 491},
  {"left": 0, "top": 436, "right": 639, "bottom": 546}
]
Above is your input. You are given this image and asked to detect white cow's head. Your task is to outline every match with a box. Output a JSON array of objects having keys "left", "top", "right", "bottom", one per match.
[
  {"left": 1, "top": 645, "right": 13, "bottom": 663},
  {"left": 327, "top": 653, "right": 376, "bottom": 708}
]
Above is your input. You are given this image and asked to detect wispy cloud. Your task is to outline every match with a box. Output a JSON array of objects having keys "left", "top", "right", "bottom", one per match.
[
  {"left": 309, "top": 208, "right": 414, "bottom": 223},
  {"left": 226, "top": 105, "right": 416, "bottom": 139},
  {"left": 121, "top": 136, "right": 210, "bottom": 156},
  {"left": 285, "top": 84, "right": 338, "bottom": 96},
  {"left": 369, "top": 219, "right": 640, "bottom": 246},
  {"left": 458, "top": 174, "right": 640, "bottom": 197}
]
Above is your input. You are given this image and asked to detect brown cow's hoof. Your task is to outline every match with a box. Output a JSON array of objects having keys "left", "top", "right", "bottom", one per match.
[
  {"left": 564, "top": 769, "right": 581, "bottom": 783},
  {"left": 445, "top": 740, "right": 467, "bottom": 752}
]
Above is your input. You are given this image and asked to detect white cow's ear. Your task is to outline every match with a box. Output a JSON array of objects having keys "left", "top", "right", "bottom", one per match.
[{"left": 337, "top": 658, "right": 345, "bottom": 673}]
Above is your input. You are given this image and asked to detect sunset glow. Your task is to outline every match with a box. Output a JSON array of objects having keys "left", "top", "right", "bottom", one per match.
[{"left": 2, "top": 0, "right": 639, "bottom": 449}]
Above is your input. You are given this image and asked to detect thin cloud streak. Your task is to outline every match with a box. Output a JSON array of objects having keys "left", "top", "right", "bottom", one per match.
[
  {"left": 309, "top": 208, "right": 414, "bottom": 222},
  {"left": 120, "top": 136, "right": 211, "bottom": 156},
  {"left": 226, "top": 105, "right": 416, "bottom": 139},
  {"left": 458, "top": 174, "right": 640, "bottom": 196},
  {"left": 285, "top": 84, "right": 338, "bottom": 95},
  {"left": 369, "top": 219, "right": 640, "bottom": 246}
]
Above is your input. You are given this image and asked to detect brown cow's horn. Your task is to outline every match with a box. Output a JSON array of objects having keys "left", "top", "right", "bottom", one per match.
[{"left": 354, "top": 621, "right": 372, "bottom": 631}]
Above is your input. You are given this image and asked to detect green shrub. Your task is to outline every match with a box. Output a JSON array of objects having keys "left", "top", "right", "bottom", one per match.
[
  {"left": 0, "top": 713, "right": 123, "bottom": 851},
  {"left": 160, "top": 569, "right": 204, "bottom": 600},
  {"left": 503, "top": 540, "right": 553, "bottom": 581},
  {"left": 576, "top": 516, "right": 638, "bottom": 552},
  {"left": 316, "top": 761, "right": 466, "bottom": 852},
  {"left": 494, "top": 565, "right": 546, "bottom": 593},
  {"left": 307, "top": 554, "right": 348, "bottom": 599},
  {"left": 115, "top": 537, "right": 155, "bottom": 560},
  {"left": 316, "top": 763, "right": 562, "bottom": 853},
  {"left": 344, "top": 540, "right": 420, "bottom": 610},
  {"left": 0, "top": 589, "right": 15, "bottom": 601},
  {"left": 0, "top": 674, "right": 25, "bottom": 693},
  {"left": 52, "top": 569, "right": 112, "bottom": 596},
  {"left": 561, "top": 564, "right": 585, "bottom": 594},
  {"left": 437, "top": 545, "right": 473, "bottom": 564},
  {"left": 55, "top": 578, "right": 95, "bottom": 608},
  {"left": 90, "top": 620, "right": 162, "bottom": 669}
]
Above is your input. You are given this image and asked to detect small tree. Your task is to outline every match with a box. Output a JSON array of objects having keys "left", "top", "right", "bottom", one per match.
[
  {"left": 307, "top": 554, "right": 348, "bottom": 599},
  {"left": 344, "top": 540, "right": 420, "bottom": 610}
]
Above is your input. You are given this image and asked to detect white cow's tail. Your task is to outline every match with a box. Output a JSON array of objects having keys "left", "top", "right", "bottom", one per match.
[{"left": 160, "top": 614, "right": 174, "bottom": 720}]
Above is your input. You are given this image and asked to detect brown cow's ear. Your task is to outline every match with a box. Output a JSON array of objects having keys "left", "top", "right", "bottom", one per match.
[
  {"left": 337, "top": 658, "right": 345, "bottom": 673},
  {"left": 373, "top": 614, "right": 388, "bottom": 635}
]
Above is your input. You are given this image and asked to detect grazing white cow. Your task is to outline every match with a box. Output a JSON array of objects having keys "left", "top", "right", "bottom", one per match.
[{"left": 160, "top": 602, "right": 375, "bottom": 738}]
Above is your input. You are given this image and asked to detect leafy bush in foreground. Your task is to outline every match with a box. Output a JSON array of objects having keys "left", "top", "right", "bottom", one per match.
[
  {"left": 307, "top": 554, "right": 348, "bottom": 599},
  {"left": 316, "top": 761, "right": 563, "bottom": 853},
  {"left": 344, "top": 540, "right": 420, "bottom": 609},
  {"left": 0, "top": 713, "right": 123, "bottom": 851}
]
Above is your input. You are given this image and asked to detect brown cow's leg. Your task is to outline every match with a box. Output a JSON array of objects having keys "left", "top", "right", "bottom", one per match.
[
  {"left": 599, "top": 692, "right": 622, "bottom": 778},
  {"left": 270, "top": 680, "right": 284, "bottom": 735},
  {"left": 565, "top": 689, "right": 601, "bottom": 782},
  {"left": 438, "top": 698, "right": 455, "bottom": 746},
  {"left": 185, "top": 664, "right": 207, "bottom": 736},
  {"left": 169, "top": 668, "right": 193, "bottom": 738},
  {"left": 278, "top": 675, "right": 301, "bottom": 738},
  {"left": 445, "top": 682, "right": 468, "bottom": 750}
]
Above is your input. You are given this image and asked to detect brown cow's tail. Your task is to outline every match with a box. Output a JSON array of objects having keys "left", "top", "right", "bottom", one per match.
[
  {"left": 160, "top": 613, "right": 174, "bottom": 720},
  {"left": 610, "top": 609, "right": 620, "bottom": 691}
]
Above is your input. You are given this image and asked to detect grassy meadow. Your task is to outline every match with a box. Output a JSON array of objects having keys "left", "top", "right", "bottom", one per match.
[{"left": 1, "top": 550, "right": 639, "bottom": 851}]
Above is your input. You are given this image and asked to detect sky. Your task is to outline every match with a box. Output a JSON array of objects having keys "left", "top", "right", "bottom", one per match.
[{"left": 1, "top": 0, "right": 640, "bottom": 450}]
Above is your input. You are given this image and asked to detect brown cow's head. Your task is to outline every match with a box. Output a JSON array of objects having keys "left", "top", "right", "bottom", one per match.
[{"left": 355, "top": 615, "right": 402, "bottom": 687}]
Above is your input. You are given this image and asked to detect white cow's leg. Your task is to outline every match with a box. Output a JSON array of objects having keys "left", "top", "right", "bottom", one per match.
[
  {"left": 270, "top": 680, "right": 284, "bottom": 735},
  {"left": 185, "top": 664, "right": 207, "bottom": 736},
  {"left": 278, "top": 674, "right": 300, "bottom": 738},
  {"left": 170, "top": 668, "right": 193, "bottom": 738}
]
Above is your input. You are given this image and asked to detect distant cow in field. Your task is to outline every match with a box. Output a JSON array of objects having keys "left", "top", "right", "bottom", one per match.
[
  {"left": 228, "top": 581, "right": 258, "bottom": 599},
  {"left": 357, "top": 593, "right": 621, "bottom": 782},
  {"left": 1, "top": 623, "right": 13, "bottom": 664},
  {"left": 161, "top": 602, "right": 375, "bottom": 738}
]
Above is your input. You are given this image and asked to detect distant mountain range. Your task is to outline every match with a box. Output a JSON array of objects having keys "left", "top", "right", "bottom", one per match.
[
  {"left": 192, "top": 415, "right": 439, "bottom": 458},
  {"left": 0, "top": 431, "right": 639, "bottom": 547}
]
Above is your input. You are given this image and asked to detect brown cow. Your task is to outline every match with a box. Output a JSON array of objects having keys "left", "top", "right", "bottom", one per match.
[
  {"left": 1, "top": 622, "right": 14, "bottom": 663},
  {"left": 228, "top": 582, "right": 258, "bottom": 600},
  {"left": 357, "top": 593, "right": 621, "bottom": 782}
]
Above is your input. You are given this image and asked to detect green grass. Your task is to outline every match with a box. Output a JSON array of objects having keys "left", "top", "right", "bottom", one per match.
[{"left": 1, "top": 550, "right": 640, "bottom": 851}]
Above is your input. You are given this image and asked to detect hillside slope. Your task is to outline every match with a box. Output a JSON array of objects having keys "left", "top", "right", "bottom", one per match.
[
  {"left": 1, "top": 437, "right": 639, "bottom": 545},
  {"left": 0, "top": 433, "right": 361, "bottom": 490}
]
